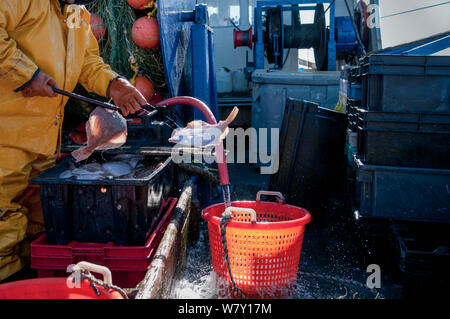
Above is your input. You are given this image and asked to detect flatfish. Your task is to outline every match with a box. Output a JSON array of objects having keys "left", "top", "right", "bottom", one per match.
[{"left": 71, "top": 107, "right": 127, "bottom": 162}]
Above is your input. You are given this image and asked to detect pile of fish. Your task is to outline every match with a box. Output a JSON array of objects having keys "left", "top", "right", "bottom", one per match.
[{"left": 59, "top": 154, "right": 162, "bottom": 180}]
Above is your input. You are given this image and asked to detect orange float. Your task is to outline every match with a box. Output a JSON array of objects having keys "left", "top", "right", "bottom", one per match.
[
  {"left": 90, "top": 13, "right": 107, "bottom": 41},
  {"left": 150, "top": 90, "right": 163, "bottom": 104},
  {"left": 132, "top": 17, "right": 160, "bottom": 49},
  {"left": 134, "top": 76, "right": 155, "bottom": 101},
  {"left": 126, "top": 0, "right": 152, "bottom": 10}
]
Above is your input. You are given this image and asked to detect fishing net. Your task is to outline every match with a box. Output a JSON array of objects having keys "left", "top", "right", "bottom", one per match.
[
  {"left": 86, "top": 0, "right": 166, "bottom": 88},
  {"left": 64, "top": 0, "right": 166, "bottom": 138}
]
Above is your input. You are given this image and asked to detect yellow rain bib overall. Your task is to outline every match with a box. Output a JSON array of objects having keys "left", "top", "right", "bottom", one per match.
[{"left": 0, "top": 0, "right": 118, "bottom": 281}]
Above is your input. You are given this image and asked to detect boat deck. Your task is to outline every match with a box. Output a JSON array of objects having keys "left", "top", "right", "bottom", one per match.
[{"left": 170, "top": 163, "right": 404, "bottom": 299}]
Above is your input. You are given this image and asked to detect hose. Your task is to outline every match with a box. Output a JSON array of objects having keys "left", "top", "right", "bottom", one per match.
[{"left": 156, "top": 96, "right": 230, "bottom": 186}]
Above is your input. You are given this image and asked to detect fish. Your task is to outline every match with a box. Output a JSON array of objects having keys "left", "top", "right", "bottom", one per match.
[
  {"left": 102, "top": 161, "right": 133, "bottom": 177},
  {"left": 59, "top": 170, "right": 74, "bottom": 179},
  {"left": 71, "top": 107, "right": 127, "bottom": 162},
  {"left": 57, "top": 154, "right": 152, "bottom": 180},
  {"left": 110, "top": 154, "right": 144, "bottom": 169},
  {"left": 59, "top": 163, "right": 106, "bottom": 179},
  {"left": 168, "top": 107, "right": 239, "bottom": 148}
]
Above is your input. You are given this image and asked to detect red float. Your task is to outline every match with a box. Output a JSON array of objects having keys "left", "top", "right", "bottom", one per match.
[
  {"left": 150, "top": 90, "right": 163, "bottom": 104},
  {"left": 132, "top": 17, "right": 160, "bottom": 49},
  {"left": 90, "top": 13, "right": 107, "bottom": 41},
  {"left": 69, "top": 131, "right": 87, "bottom": 145},
  {"left": 126, "top": 0, "right": 152, "bottom": 10},
  {"left": 134, "top": 76, "right": 155, "bottom": 101}
]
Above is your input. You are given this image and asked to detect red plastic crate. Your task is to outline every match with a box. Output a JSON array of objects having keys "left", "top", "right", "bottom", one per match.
[{"left": 31, "top": 197, "right": 177, "bottom": 288}]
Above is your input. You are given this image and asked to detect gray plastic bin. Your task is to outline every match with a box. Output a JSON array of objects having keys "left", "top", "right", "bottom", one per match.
[
  {"left": 354, "top": 155, "right": 450, "bottom": 223},
  {"left": 251, "top": 70, "right": 340, "bottom": 162},
  {"left": 360, "top": 54, "right": 450, "bottom": 113}
]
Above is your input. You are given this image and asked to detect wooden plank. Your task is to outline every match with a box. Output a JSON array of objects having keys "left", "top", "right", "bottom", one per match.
[{"left": 135, "top": 181, "right": 194, "bottom": 299}]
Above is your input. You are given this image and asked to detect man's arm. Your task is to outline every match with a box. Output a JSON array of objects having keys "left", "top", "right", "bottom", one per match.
[
  {"left": 78, "top": 24, "right": 147, "bottom": 116},
  {"left": 0, "top": 2, "right": 38, "bottom": 91},
  {"left": 0, "top": 2, "right": 59, "bottom": 97},
  {"left": 77, "top": 28, "right": 118, "bottom": 98}
]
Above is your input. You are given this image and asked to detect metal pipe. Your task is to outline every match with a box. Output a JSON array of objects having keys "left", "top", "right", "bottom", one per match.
[
  {"left": 239, "top": 0, "right": 250, "bottom": 29},
  {"left": 292, "top": 4, "right": 301, "bottom": 26}
]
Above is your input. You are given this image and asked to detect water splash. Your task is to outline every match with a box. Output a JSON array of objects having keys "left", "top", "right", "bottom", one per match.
[
  {"left": 170, "top": 222, "right": 233, "bottom": 299},
  {"left": 221, "top": 185, "right": 232, "bottom": 208}
]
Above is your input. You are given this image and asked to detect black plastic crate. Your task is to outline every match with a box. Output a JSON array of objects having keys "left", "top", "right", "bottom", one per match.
[
  {"left": 29, "top": 153, "right": 176, "bottom": 246},
  {"left": 350, "top": 66, "right": 361, "bottom": 84},
  {"left": 390, "top": 222, "right": 450, "bottom": 297},
  {"left": 270, "top": 98, "right": 347, "bottom": 226},
  {"left": 390, "top": 223, "right": 450, "bottom": 277},
  {"left": 360, "top": 54, "right": 450, "bottom": 113},
  {"left": 348, "top": 66, "right": 362, "bottom": 103},
  {"left": 346, "top": 99, "right": 361, "bottom": 132},
  {"left": 356, "top": 109, "right": 450, "bottom": 169},
  {"left": 125, "top": 114, "right": 173, "bottom": 147},
  {"left": 353, "top": 155, "right": 450, "bottom": 223}
]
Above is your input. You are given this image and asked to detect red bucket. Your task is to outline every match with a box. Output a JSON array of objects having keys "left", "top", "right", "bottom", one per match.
[
  {"left": 0, "top": 278, "right": 123, "bottom": 299},
  {"left": 0, "top": 262, "right": 125, "bottom": 299},
  {"left": 202, "top": 191, "right": 311, "bottom": 298}
]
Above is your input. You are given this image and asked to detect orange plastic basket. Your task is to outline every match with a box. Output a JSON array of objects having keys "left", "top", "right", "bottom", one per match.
[{"left": 202, "top": 191, "right": 311, "bottom": 298}]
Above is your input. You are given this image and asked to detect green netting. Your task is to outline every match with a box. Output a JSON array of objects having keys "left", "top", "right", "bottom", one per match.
[
  {"left": 64, "top": 0, "right": 166, "bottom": 134},
  {"left": 86, "top": 0, "right": 166, "bottom": 88}
]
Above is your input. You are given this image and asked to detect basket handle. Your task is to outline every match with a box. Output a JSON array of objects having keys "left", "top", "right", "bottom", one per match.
[
  {"left": 256, "top": 190, "right": 285, "bottom": 204},
  {"left": 71, "top": 261, "right": 113, "bottom": 285},
  {"left": 223, "top": 206, "right": 257, "bottom": 222}
]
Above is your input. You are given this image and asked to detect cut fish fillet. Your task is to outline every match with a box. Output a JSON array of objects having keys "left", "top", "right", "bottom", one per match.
[{"left": 72, "top": 107, "right": 127, "bottom": 162}]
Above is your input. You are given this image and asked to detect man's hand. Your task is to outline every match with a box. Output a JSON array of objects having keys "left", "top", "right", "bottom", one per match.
[
  {"left": 107, "top": 77, "right": 146, "bottom": 116},
  {"left": 21, "top": 72, "right": 59, "bottom": 98}
]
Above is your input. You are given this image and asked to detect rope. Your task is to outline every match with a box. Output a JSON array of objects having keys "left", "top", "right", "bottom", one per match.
[
  {"left": 344, "top": 0, "right": 367, "bottom": 55},
  {"left": 298, "top": 270, "right": 385, "bottom": 299},
  {"left": 381, "top": 2, "right": 450, "bottom": 19},
  {"left": 219, "top": 213, "right": 247, "bottom": 299},
  {"left": 77, "top": 270, "right": 129, "bottom": 299},
  {"left": 122, "top": 24, "right": 139, "bottom": 85},
  {"left": 146, "top": 1, "right": 158, "bottom": 19}
]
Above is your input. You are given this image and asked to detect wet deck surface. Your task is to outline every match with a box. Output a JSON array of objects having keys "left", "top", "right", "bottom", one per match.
[{"left": 171, "top": 163, "right": 405, "bottom": 299}]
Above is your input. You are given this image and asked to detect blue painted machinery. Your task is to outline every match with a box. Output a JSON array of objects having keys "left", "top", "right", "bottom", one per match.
[
  {"left": 157, "top": 0, "right": 218, "bottom": 121},
  {"left": 157, "top": 0, "right": 222, "bottom": 208},
  {"left": 233, "top": 0, "right": 366, "bottom": 72}
]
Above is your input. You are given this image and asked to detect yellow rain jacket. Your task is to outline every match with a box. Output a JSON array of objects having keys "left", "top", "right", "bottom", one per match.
[{"left": 0, "top": 0, "right": 119, "bottom": 281}]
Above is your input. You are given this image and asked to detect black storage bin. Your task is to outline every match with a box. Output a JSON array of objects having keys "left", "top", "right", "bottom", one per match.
[
  {"left": 29, "top": 153, "right": 176, "bottom": 246},
  {"left": 349, "top": 66, "right": 362, "bottom": 103},
  {"left": 270, "top": 98, "right": 347, "bottom": 225},
  {"left": 390, "top": 223, "right": 450, "bottom": 277},
  {"left": 360, "top": 54, "right": 450, "bottom": 113},
  {"left": 356, "top": 109, "right": 450, "bottom": 169},
  {"left": 353, "top": 155, "right": 450, "bottom": 223},
  {"left": 346, "top": 99, "right": 361, "bottom": 132},
  {"left": 125, "top": 114, "right": 173, "bottom": 147},
  {"left": 390, "top": 223, "right": 450, "bottom": 297},
  {"left": 350, "top": 66, "right": 362, "bottom": 85}
]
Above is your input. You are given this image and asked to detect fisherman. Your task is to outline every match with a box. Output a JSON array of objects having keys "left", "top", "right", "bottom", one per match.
[{"left": 0, "top": 0, "right": 148, "bottom": 281}]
